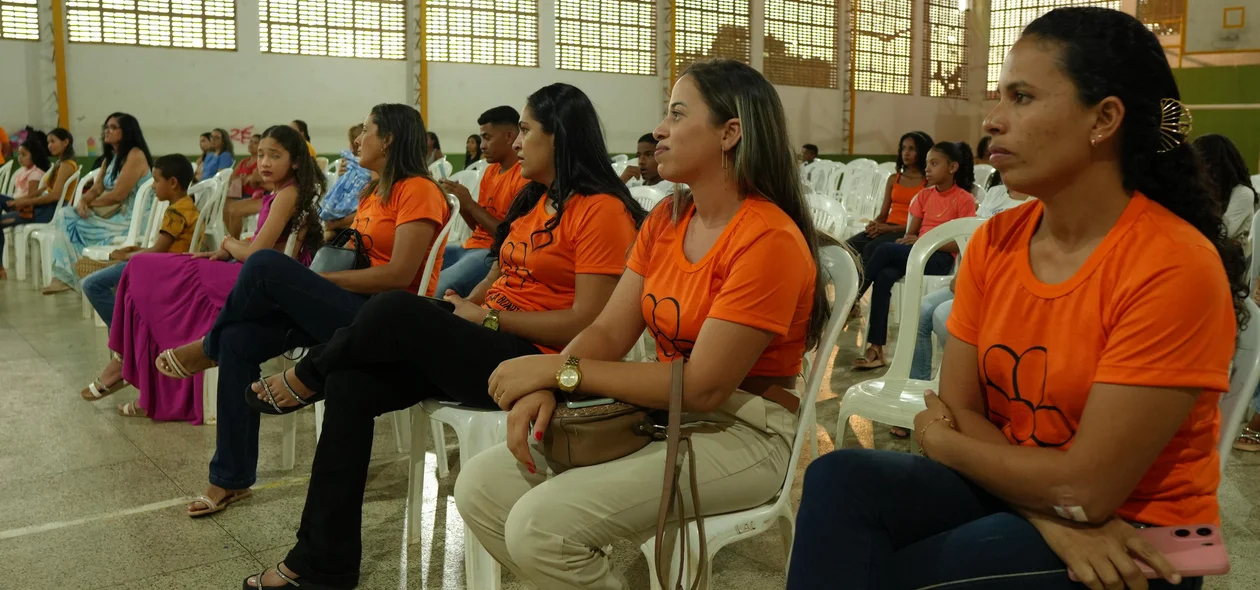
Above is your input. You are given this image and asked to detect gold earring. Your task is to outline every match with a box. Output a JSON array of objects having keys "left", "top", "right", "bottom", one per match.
[
  {"left": 1157, "top": 98, "right": 1193, "bottom": 153},
  {"left": 721, "top": 148, "right": 728, "bottom": 170},
  {"left": 1090, "top": 136, "right": 1097, "bottom": 147}
]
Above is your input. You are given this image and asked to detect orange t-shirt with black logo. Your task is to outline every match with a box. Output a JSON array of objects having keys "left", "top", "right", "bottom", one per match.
[
  {"left": 483, "top": 193, "right": 638, "bottom": 353},
  {"left": 352, "top": 176, "right": 450, "bottom": 296},
  {"left": 463, "top": 161, "right": 529, "bottom": 250},
  {"left": 948, "top": 193, "right": 1235, "bottom": 526},
  {"left": 626, "top": 196, "right": 816, "bottom": 377}
]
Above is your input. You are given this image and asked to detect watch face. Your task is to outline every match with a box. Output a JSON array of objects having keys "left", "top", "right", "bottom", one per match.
[{"left": 559, "top": 368, "right": 580, "bottom": 389}]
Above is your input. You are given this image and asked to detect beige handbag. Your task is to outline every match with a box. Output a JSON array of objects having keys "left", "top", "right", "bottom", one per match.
[{"left": 542, "top": 390, "right": 658, "bottom": 471}]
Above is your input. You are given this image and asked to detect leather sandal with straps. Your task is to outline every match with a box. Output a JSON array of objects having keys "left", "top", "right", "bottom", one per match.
[
  {"left": 188, "top": 489, "right": 252, "bottom": 517},
  {"left": 1233, "top": 428, "right": 1260, "bottom": 452},
  {"left": 242, "top": 563, "right": 332, "bottom": 589},
  {"left": 81, "top": 378, "right": 129, "bottom": 401},
  {"left": 246, "top": 371, "right": 323, "bottom": 415}
]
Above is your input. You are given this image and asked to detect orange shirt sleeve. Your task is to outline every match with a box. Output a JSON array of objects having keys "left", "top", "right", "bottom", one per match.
[
  {"left": 570, "top": 195, "right": 637, "bottom": 275},
  {"left": 709, "top": 228, "right": 813, "bottom": 336},
  {"left": 907, "top": 188, "right": 928, "bottom": 220},
  {"left": 945, "top": 219, "right": 992, "bottom": 345},
  {"left": 1095, "top": 246, "right": 1234, "bottom": 392},
  {"left": 627, "top": 199, "right": 671, "bottom": 276},
  {"left": 393, "top": 178, "right": 448, "bottom": 228}
]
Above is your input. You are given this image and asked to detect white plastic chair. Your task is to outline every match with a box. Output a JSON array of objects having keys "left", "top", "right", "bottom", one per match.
[
  {"left": 631, "top": 185, "right": 666, "bottom": 212},
  {"left": 30, "top": 168, "right": 95, "bottom": 289},
  {"left": 876, "top": 161, "right": 897, "bottom": 174},
  {"left": 1248, "top": 212, "right": 1260, "bottom": 286},
  {"left": 467, "top": 159, "right": 488, "bottom": 172},
  {"left": 807, "top": 193, "right": 846, "bottom": 240},
  {"left": 325, "top": 158, "right": 341, "bottom": 175},
  {"left": 974, "top": 164, "right": 996, "bottom": 190},
  {"left": 846, "top": 158, "right": 878, "bottom": 171},
  {"left": 639, "top": 244, "right": 859, "bottom": 589},
  {"left": 188, "top": 178, "right": 225, "bottom": 253},
  {"left": 611, "top": 154, "right": 629, "bottom": 164},
  {"left": 837, "top": 217, "right": 984, "bottom": 452},
  {"left": 1220, "top": 299, "right": 1260, "bottom": 474},
  {"left": 443, "top": 169, "right": 481, "bottom": 245},
  {"left": 0, "top": 160, "right": 14, "bottom": 195},
  {"left": 12, "top": 166, "right": 81, "bottom": 282},
  {"left": 429, "top": 157, "right": 454, "bottom": 181},
  {"left": 80, "top": 178, "right": 158, "bottom": 262}
]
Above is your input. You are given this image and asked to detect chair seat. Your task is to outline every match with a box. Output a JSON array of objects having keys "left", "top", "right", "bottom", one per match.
[{"left": 839, "top": 378, "right": 937, "bottom": 429}]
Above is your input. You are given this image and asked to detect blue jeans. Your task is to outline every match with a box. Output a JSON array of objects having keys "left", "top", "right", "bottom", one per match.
[
  {"left": 862, "top": 242, "right": 953, "bottom": 346},
  {"left": 434, "top": 244, "right": 491, "bottom": 297},
  {"left": 909, "top": 289, "right": 954, "bottom": 380},
  {"left": 787, "top": 449, "right": 1203, "bottom": 590},
  {"left": 201, "top": 249, "right": 370, "bottom": 490},
  {"left": 0, "top": 196, "right": 55, "bottom": 258},
  {"left": 82, "top": 261, "right": 128, "bottom": 332}
]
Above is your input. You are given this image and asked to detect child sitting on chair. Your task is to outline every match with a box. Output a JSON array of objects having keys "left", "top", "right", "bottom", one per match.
[{"left": 82, "top": 154, "right": 201, "bottom": 334}]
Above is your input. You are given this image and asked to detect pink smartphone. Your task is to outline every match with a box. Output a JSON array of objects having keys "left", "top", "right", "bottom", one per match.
[{"left": 1068, "top": 524, "right": 1230, "bottom": 581}]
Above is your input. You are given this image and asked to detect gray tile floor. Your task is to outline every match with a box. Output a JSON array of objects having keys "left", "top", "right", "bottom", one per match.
[{"left": 0, "top": 278, "right": 1257, "bottom": 589}]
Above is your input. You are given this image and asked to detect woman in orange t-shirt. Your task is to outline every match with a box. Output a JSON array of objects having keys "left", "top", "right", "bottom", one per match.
[
  {"left": 238, "top": 85, "right": 645, "bottom": 589},
  {"left": 845, "top": 130, "right": 932, "bottom": 262},
  {"left": 451, "top": 60, "right": 829, "bottom": 589},
  {"left": 789, "top": 8, "right": 1245, "bottom": 590}
]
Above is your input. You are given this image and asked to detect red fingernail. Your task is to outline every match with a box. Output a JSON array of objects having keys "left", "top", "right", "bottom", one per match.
[
  {"left": 534, "top": 431, "right": 543, "bottom": 441},
  {"left": 527, "top": 464, "right": 535, "bottom": 474}
]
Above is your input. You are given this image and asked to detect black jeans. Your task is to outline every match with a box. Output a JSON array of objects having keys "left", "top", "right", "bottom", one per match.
[
  {"left": 847, "top": 229, "right": 905, "bottom": 265},
  {"left": 283, "top": 290, "right": 541, "bottom": 588},
  {"left": 863, "top": 242, "right": 953, "bottom": 346},
  {"left": 787, "top": 450, "right": 1204, "bottom": 590},
  {"left": 201, "top": 249, "right": 371, "bottom": 490}
]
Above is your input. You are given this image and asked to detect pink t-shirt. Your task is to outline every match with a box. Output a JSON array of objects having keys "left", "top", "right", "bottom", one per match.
[
  {"left": 12, "top": 165, "right": 45, "bottom": 199},
  {"left": 908, "top": 184, "right": 977, "bottom": 235}
]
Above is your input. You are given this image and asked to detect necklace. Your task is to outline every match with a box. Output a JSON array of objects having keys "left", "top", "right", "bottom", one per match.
[{"left": 932, "top": 188, "right": 958, "bottom": 218}]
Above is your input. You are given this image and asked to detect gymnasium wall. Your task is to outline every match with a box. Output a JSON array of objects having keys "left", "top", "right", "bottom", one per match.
[{"left": 1174, "top": 65, "right": 1260, "bottom": 173}]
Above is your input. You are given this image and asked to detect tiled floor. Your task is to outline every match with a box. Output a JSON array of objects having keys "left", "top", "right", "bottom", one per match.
[{"left": 1, "top": 277, "right": 1257, "bottom": 589}]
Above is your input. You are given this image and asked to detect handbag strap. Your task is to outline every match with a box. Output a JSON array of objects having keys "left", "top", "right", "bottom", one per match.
[{"left": 654, "top": 359, "right": 708, "bottom": 590}]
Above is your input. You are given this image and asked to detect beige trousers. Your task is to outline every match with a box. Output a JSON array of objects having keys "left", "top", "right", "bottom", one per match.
[{"left": 453, "top": 392, "right": 796, "bottom": 590}]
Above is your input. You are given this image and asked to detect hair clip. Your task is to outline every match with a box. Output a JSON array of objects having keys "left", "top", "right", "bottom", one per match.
[{"left": 1157, "top": 98, "right": 1193, "bottom": 153}]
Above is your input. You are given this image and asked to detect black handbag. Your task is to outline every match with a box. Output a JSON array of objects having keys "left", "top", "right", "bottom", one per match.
[{"left": 309, "top": 228, "right": 371, "bottom": 273}]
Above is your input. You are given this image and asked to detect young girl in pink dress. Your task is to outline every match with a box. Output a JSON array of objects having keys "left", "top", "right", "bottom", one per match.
[{"left": 80, "top": 125, "right": 324, "bottom": 422}]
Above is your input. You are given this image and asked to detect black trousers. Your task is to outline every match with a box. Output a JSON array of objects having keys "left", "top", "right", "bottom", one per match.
[
  {"left": 202, "top": 249, "right": 371, "bottom": 489},
  {"left": 846, "top": 229, "right": 905, "bottom": 266},
  {"left": 284, "top": 290, "right": 541, "bottom": 588}
]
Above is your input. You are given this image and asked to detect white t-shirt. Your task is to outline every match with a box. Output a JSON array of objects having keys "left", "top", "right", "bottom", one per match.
[
  {"left": 978, "top": 185, "right": 1034, "bottom": 219},
  {"left": 627, "top": 177, "right": 675, "bottom": 195},
  {"left": 1223, "top": 184, "right": 1257, "bottom": 241}
]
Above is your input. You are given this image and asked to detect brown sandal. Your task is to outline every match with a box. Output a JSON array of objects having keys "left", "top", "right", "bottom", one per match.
[
  {"left": 1233, "top": 428, "right": 1260, "bottom": 452},
  {"left": 853, "top": 348, "right": 886, "bottom": 370},
  {"left": 82, "top": 378, "right": 129, "bottom": 400}
]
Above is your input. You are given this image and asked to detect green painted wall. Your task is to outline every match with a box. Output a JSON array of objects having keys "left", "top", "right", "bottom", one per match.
[{"left": 1173, "top": 65, "right": 1260, "bottom": 174}]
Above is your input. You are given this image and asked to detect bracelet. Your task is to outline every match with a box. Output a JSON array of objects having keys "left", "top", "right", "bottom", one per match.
[{"left": 917, "top": 415, "right": 955, "bottom": 457}]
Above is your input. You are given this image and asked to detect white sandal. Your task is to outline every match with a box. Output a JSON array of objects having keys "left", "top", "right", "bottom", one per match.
[{"left": 188, "top": 489, "right": 253, "bottom": 517}]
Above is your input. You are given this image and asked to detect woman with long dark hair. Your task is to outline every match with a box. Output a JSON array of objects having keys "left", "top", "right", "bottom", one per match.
[
  {"left": 454, "top": 59, "right": 829, "bottom": 589},
  {"left": 463, "top": 132, "right": 483, "bottom": 169},
  {"left": 845, "top": 130, "right": 933, "bottom": 264},
  {"left": 238, "top": 84, "right": 644, "bottom": 589},
  {"left": 199, "top": 127, "right": 236, "bottom": 182},
  {"left": 137, "top": 105, "right": 447, "bottom": 520},
  {"left": 80, "top": 125, "right": 323, "bottom": 420},
  {"left": 45, "top": 112, "right": 152, "bottom": 294},
  {"left": 1193, "top": 134, "right": 1257, "bottom": 242},
  {"left": 789, "top": 8, "right": 1244, "bottom": 589}
]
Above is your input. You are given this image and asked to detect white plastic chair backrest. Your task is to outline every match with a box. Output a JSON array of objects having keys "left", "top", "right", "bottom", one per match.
[
  {"left": 630, "top": 185, "right": 665, "bottom": 211},
  {"left": 72, "top": 167, "right": 99, "bottom": 207},
  {"left": 777, "top": 245, "right": 859, "bottom": 502},
  {"left": 612, "top": 161, "right": 630, "bottom": 177},
  {"left": 824, "top": 164, "right": 847, "bottom": 198},
  {"left": 326, "top": 158, "right": 341, "bottom": 174},
  {"left": 807, "top": 192, "right": 846, "bottom": 238},
  {"left": 0, "top": 160, "right": 14, "bottom": 194},
  {"left": 467, "top": 159, "right": 488, "bottom": 172},
  {"left": 611, "top": 154, "right": 629, "bottom": 164},
  {"left": 626, "top": 157, "right": 639, "bottom": 167},
  {"left": 847, "top": 158, "right": 877, "bottom": 170},
  {"left": 188, "top": 178, "right": 221, "bottom": 253},
  {"left": 449, "top": 169, "right": 481, "bottom": 202},
  {"left": 118, "top": 178, "right": 157, "bottom": 247},
  {"left": 975, "top": 164, "right": 996, "bottom": 190},
  {"left": 323, "top": 172, "right": 337, "bottom": 196},
  {"left": 142, "top": 199, "right": 171, "bottom": 247},
  {"left": 1220, "top": 299, "right": 1260, "bottom": 473},
  {"left": 45, "top": 167, "right": 82, "bottom": 221},
  {"left": 885, "top": 217, "right": 985, "bottom": 380},
  {"left": 429, "top": 157, "right": 453, "bottom": 181},
  {"left": 877, "top": 161, "right": 897, "bottom": 173},
  {"left": 416, "top": 193, "right": 462, "bottom": 297},
  {"left": 214, "top": 167, "right": 233, "bottom": 182}
]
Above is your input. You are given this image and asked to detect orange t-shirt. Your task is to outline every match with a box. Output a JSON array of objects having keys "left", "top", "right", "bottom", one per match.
[
  {"left": 886, "top": 173, "right": 923, "bottom": 226},
  {"left": 483, "top": 193, "right": 638, "bottom": 353},
  {"left": 352, "top": 176, "right": 451, "bottom": 296},
  {"left": 463, "top": 161, "right": 529, "bottom": 250},
  {"left": 908, "top": 183, "right": 977, "bottom": 236},
  {"left": 948, "top": 193, "right": 1235, "bottom": 526},
  {"left": 626, "top": 196, "right": 816, "bottom": 376}
]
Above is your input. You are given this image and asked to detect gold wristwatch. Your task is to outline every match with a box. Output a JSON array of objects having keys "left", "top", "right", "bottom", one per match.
[
  {"left": 556, "top": 355, "right": 583, "bottom": 394},
  {"left": 482, "top": 309, "right": 500, "bottom": 331}
]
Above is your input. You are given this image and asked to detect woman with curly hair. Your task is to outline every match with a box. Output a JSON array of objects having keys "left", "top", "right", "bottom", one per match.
[{"left": 790, "top": 7, "right": 1245, "bottom": 589}]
